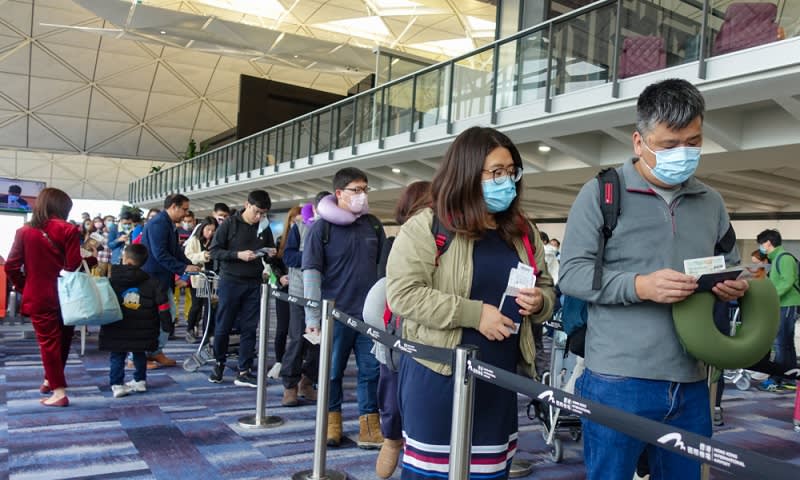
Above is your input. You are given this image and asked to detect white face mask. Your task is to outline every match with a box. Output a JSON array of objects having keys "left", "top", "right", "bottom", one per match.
[
  {"left": 182, "top": 222, "right": 192, "bottom": 230},
  {"left": 348, "top": 192, "right": 368, "bottom": 214}
]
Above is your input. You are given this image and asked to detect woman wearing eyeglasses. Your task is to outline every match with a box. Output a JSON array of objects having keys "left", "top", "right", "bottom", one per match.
[{"left": 385, "top": 126, "right": 555, "bottom": 479}]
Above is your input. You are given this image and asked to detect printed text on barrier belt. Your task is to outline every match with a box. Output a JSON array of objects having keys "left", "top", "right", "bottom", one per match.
[
  {"left": 467, "top": 359, "right": 798, "bottom": 479},
  {"left": 270, "top": 288, "right": 321, "bottom": 310},
  {"left": 330, "top": 309, "right": 454, "bottom": 367}
]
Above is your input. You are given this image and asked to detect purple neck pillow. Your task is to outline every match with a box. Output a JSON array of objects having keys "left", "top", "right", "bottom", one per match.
[
  {"left": 301, "top": 203, "right": 315, "bottom": 225},
  {"left": 316, "top": 194, "right": 367, "bottom": 225}
]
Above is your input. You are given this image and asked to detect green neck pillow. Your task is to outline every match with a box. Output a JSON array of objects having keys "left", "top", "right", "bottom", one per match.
[{"left": 672, "top": 279, "right": 780, "bottom": 369}]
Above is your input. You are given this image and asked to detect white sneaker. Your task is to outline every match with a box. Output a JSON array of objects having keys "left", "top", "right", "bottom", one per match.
[
  {"left": 111, "top": 384, "right": 131, "bottom": 398},
  {"left": 267, "top": 362, "right": 282, "bottom": 380},
  {"left": 126, "top": 380, "right": 147, "bottom": 393}
]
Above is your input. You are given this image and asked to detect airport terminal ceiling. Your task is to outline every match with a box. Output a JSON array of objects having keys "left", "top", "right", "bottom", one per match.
[{"left": 1, "top": 0, "right": 800, "bottom": 219}]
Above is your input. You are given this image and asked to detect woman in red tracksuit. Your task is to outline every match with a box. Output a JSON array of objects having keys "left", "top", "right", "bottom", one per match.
[{"left": 5, "top": 188, "right": 84, "bottom": 407}]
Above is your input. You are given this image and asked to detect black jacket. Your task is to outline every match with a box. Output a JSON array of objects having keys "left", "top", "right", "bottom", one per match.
[
  {"left": 210, "top": 211, "right": 278, "bottom": 282},
  {"left": 99, "top": 265, "right": 171, "bottom": 352}
]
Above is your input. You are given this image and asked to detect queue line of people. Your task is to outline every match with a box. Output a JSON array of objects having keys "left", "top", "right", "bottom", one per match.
[{"left": 4, "top": 77, "right": 799, "bottom": 480}]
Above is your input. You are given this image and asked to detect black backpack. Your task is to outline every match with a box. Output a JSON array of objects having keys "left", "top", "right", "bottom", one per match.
[{"left": 564, "top": 168, "right": 621, "bottom": 356}]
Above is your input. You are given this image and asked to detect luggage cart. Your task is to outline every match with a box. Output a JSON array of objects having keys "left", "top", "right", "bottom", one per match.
[
  {"left": 530, "top": 316, "right": 582, "bottom": 463},
  {"left": 183, "top": 271, "right": 219, "bottom": 372}
]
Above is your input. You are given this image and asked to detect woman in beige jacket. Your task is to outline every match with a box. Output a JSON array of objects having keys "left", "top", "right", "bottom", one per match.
[{"left": 386, "top": 126, "right": 554, "bottom": 479}]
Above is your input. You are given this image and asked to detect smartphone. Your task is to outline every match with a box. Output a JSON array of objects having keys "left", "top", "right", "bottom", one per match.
[{"left": 255, "top": 247, "right": 277, "bottom": 257}]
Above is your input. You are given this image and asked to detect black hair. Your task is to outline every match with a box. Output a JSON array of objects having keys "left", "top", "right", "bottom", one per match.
[
  {"left": 183, "top": 210, "right": 195, "bottom": 219},
  {"left": 124, "top": 243, "right": 148, "bottom": 267},
  {"left": 163, "top": 194, "right": 189, "bottom": 210},
  {"left": 192, "top": 216, "right": 218, "bottom": 241},
  {"left": 636, "top": 78, "right": 705, "bottom": 135},
  {"left": 119, "top": 211, "right": 133, "bottom": 221},
  {"left": 247, "top": 190, "right": 271, "bottom": 210},
  {"left": 213, "top": 202, "right": 230, "bottom": 214},
  {"left": 8, "top": 185, "right": 22, "bottom": 194},
  {"left": 314, "top": 191, "right": 331, "bottom": 208},
  {"left": 539, "top": 231, "right": 550, "bottom": 243},
  {"left": 756, "top": 229, "right": 782, "bottom": 247},
  {"left": 333, "top": 167, "right": 368, "bottom": 191}
]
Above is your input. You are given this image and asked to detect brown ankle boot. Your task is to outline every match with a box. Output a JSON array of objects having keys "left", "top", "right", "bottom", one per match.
[
  {"left": 327, "top": 411, "right": 343, "bottom": 447},
  {"left": 375, "top": 438, "right": 403, "bottom": 478},
  {"left": 358, "top": 413, "right": 384, "bottom": 450},
  {"left": 298, "top": 375, "right": 317, "bottom": 401},
  {"left": 282, "top": 386, "right": 299, "bottom": 407}
]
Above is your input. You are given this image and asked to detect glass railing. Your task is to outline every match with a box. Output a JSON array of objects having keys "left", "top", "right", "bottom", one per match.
[{"left": 130, "top": 0, "right": 798, "bottom": 204}]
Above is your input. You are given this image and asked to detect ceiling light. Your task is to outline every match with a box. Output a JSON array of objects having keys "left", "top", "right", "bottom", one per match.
[
  {"left": 538, "top": 144, "right": 551, "bottom": 153},
  {"left": 160, "top": 30, "right": 166, "bottom": 35},
  {"left": 392, "top": 167, "right": 401, "bottom": 174}
]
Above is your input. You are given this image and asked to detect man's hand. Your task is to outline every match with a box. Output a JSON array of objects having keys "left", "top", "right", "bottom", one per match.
[
  {"left": 175, "top": 279, "right": 188, "bottom": 288},
  {"left": 712, "top": 279, "right": 748, "bottom": 302},
  {"left": 478, "top": 304, "right": 516, "bottom": 341},
  {"left": 516, "top": 287, "right": 544, "bottom": 316},
  {"left": 237, "top": 250, "right": 257, "bottom": 262},
  {"left": 279, "top": 275, "right": 289, "bottom": 286},
  {"left": 117, "top": 234, "right": 129, "bottom": 243},
  {"left": 185, "top": 265, "right": 201, "bottom": 273},
  {"left": 635, "top": 269, "right": 698, "bottom": 304}
]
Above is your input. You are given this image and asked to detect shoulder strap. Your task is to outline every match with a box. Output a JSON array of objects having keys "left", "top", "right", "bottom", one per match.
[
  {"left": 320, "top": 219, "right": 331, "bottom": 245},
  {"left": 775, "top": 252, "right": 800, "bottom": 292},
  {"left": 518, "top": 217, "right": 539, "bottom": 276},
  {"left": 364, "top": 214, "right": 385, "bottom": 264},
  {"left": 430, "top": 214, "right": 454, "bottom": 267},
  {"left": 593, "top": 168, "right": 621, "bottom": 290},
  {"left": 39, "top": 228, "right": 66, "bottom": 269}
]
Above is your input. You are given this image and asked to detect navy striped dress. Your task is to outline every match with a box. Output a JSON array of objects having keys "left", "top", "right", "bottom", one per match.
[{"left": 399, "top": 229, "right": 522, "bottom": 479}]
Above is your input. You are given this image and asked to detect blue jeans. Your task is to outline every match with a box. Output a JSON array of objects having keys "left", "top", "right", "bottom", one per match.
[
  {"left": 146, "top": 287, "right": 176, "bottom": 357},
  {"left": 110, "top": 352, "right": 146, "bottom": 385},
  {"left": 578, "top": 369, "right": 711, "bottom": 480},
  {"left": 213, "top": 278, "right": 260, "bottom": 372},
  {"left": 773, "top": 306, "right": 798, "bottom": 373},
  {"left": 329, "top": 319, "right": 379, "bottom": 415}
]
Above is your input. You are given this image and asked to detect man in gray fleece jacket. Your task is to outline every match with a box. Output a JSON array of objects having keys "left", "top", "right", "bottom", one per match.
[{"left": 559, "top": 78, "right": 748, "bottom": 480}]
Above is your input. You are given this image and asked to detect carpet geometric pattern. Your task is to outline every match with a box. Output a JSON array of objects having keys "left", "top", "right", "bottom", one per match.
[{"left": 1, "top": 321, "right": 798, "bottom": 479}]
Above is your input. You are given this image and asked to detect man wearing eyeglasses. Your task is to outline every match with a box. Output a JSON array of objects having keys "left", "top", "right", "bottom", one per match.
[
  {"left": 208, "top": 190, "right": 279, "bottom": 387},
  {"left": 141, "top": 194, "right": 201, "bottom": 368},
  {"left": 302, "top": 167, "right": 386, "bottom": 450}
]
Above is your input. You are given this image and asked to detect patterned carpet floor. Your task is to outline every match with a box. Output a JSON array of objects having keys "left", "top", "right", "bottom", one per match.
[{"left": 1, "top": 319, "right": 799, "bottom": 479}]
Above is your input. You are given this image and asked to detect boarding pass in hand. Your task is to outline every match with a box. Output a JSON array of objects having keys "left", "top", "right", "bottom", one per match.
[{"left": 504, "top": 262, "right": 537, "bottom": 297}]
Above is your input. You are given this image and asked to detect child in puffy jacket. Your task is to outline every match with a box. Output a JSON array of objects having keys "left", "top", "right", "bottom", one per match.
[{"left": 100, "top": 244, "right": 172, "bottom": 398}]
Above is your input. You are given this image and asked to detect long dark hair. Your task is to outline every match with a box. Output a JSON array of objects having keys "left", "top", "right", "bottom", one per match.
[
  {"left": 395, "top": 181, "right": 431, "bottom": 225},
  {"left": 192, "top": 216, "right": 218, "bottom": 246},
  {"left": 431, "top": 126, "right": 525, "bottom": 242},
  {"left": 30, "top": 188, "right": 72, "bottom": 228}
]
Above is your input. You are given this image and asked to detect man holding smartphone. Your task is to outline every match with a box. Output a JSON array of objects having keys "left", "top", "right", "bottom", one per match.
[{"left": 208, "top": 190, "right": 278, "bottom": 387}]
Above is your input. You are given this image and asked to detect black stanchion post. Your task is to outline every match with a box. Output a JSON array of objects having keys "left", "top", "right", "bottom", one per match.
[
  {"left": 293, "top": 300, "right": 347, "bottom": 480},
  {"left": 449, "top": 345, "right": 478, "bottom": 479},
  {"left": 239, "top": 284, "right": 283, "bottom": 429}
]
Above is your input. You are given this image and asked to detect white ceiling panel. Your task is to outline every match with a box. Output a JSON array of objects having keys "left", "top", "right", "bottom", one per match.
[
  {"left": 99, "top": 62, "right": 158, "bottom": 91},
  {"left": 0, "top": 117, "right": 28, "bottom": 148},
  {"left": 92, "top": 127, "right": 143, "bottom": 157},
  {"left": 0, "top": 44, "right": 30, "bottom": 75},
  {"left": 0, "top": 72, "right": 29, "bottom": 106},
  {"left": 194, "top": 103, "right": 232, "bottom": 133},
  {"left": 36, "top": 87, "right": 91, "bottom": 117},
  {"left": 85, "top": 119, "right": 136, "bottom": 150},
  {"left": 88, "top": 87, "right": 144, "bottom": 122},
  {"left": 43, "top": 42, "right": 100, "bottom": 78},
  {"left": 36, "top": 113, "right": 87, "bottom": 149},
  {"left": 28, "top": 77, "right": 84, "bottom": 107},
  {"left": 137, "top": 128, "right": 178, "bottom": 158},
  {"left": 148, "top": 102, "right": 199, "bottom": 128}
]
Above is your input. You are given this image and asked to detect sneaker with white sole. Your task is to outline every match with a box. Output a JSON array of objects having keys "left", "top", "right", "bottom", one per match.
[
  {"left": 126, "top": 380, "right": 147, "bottom": 393},
  {"left": 234, "top": 370, "right": 258, "bottom": 388},
  {"left": 111, "top": 384, "right": 131, "bottom": 398},
  {"left": 267, "top": 362, "right": 282, "bottom": 380}
]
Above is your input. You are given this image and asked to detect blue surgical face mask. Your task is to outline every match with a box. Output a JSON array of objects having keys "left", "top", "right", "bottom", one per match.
[
  {"left": 7, "top": 195, "right": 19, "bottom": 203},
  {"left": 482, "top": 176, "right": 517, "bottom": 213},
  {"left": 759, "top": 245, "right": 768, "bottom": 255},
  {"left": 641, "top": 139, "right": 701, "bottom": 186},
  {"left": 121, "top": 223, "right": 133, "bottom": 233}
]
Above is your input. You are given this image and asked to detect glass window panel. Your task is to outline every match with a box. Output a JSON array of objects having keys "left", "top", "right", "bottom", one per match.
[
  {"left": 551, "top": 3, "right": 616, "bottom": 96},
  {"left": 415, "top": 68, "right": 447, "bottom": 130},
  {"left": 358, "top": 92, "right": 378, "bottom": 143},
  {"left": 386, "top": 78, "right": 414, "bottom": 137},
  {"left": 452, "top": 48, "right": 495, "bottom": 122},
  {"left": 709, "top": 0, "right": 788, "bottom": 59}
]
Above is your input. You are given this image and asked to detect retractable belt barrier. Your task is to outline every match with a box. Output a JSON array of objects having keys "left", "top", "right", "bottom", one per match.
[{"left": 268, "top": 287, "right": 799, "bottom": 479}]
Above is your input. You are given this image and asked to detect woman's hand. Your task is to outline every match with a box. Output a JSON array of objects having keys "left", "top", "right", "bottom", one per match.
[
  {"left": 516, "top": 287, "right": 544, "bottom": 316},
  {"left": 478, "top": 304, "right": 515, "bottom": 341}
]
